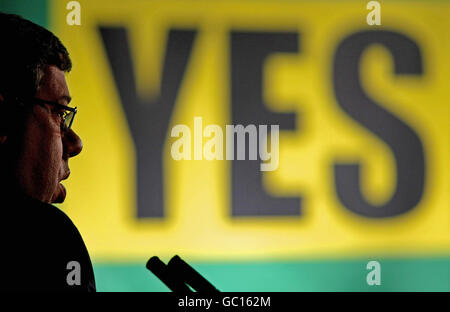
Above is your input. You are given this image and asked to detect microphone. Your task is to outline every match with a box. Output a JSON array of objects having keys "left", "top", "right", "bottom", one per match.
[
  {"left": 168, "top": 255, "right": 220, "bottom": 293},
  {"left": 146, "top": 255, "right": 220, "bottom": 292},
  {"left": 146, "top": 256, "right": 192, "bottom": 293}
]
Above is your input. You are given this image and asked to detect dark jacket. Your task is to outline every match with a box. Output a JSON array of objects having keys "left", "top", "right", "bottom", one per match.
[{"left": 1, "top": 194, "right": 96, "bottom": 292}]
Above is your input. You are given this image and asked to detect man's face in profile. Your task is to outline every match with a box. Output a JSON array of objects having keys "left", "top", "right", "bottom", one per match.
[{"left": 12, "top": 65, "right": 83, "bottom": 204}]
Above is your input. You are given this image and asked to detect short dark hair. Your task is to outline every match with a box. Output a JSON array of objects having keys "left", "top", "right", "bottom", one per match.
[{"left": 0, "top": 13, "right": 72, "bottom": 100}]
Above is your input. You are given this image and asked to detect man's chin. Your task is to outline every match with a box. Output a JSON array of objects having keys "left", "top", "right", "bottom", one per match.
[{"left": 51, "top": 183, "right": 67, "bottom": 203}]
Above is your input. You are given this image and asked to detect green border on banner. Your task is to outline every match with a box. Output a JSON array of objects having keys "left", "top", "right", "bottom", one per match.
[
  {"left": 0, "top": 0, "right": 47, "bottom": 27},
  {"left": 93, "top": 257, "right": 450, "bottom": 292}
]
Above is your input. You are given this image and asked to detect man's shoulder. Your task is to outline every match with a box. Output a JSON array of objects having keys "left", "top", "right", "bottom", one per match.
[
  {"left": 0, "top": 195, "right": 96, "bottom": 292},
  {"left": 31, "top": 199, "right": 78, "bottom": 231},
  {"left": 1, "top": 195, "right": 82, "bottom": 248},
  {"left": 2, "top": 196, "right": 76, "bottom": 236}
]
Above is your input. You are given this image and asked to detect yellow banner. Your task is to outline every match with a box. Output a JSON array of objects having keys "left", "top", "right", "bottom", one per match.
[{"left": 51, "top": 0, "right": 450, "bottom": 261}]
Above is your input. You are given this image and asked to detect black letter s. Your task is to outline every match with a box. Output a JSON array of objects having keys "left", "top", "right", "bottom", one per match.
[{"left": 333, "top": 30, "right": 426, "bottom": 218}]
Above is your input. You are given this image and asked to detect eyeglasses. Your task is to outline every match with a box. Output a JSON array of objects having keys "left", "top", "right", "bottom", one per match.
[{"left": 32, "top": 98, "right": 77, "bottom": 130}]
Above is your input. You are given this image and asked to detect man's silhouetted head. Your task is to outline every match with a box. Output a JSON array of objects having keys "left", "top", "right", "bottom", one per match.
[{"left": 0, "top": 13, "right": 82, "bottom": 203}]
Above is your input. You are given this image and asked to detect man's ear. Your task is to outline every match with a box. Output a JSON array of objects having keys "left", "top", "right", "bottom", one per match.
[{"left": 0, "top": 93, "right": 6, "bottom": 144}]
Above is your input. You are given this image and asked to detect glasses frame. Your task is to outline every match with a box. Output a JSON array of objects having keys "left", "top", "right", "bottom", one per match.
[{"left": 32, "top": 98, "right": 77, "bottom": 130}]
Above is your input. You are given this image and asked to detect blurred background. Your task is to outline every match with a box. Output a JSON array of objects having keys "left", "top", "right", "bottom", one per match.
[{"left": 1, "top": 0, "right": 449, "bottom": 291}]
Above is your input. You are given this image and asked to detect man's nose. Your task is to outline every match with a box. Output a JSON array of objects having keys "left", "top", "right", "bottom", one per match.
[{"left": 63, "top": 128, "right": 83, "bottom": 158}]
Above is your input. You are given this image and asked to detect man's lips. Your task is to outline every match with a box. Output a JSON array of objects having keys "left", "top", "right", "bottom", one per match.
[
  {"left": 52, "top": 182, "right": 67, "bottom": 203},
  {"left": 61, "top": 170, "right": 70, "bottom": 181},
  {"left": 51, "top": 170, "right": 70, "bottom": 203}
]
